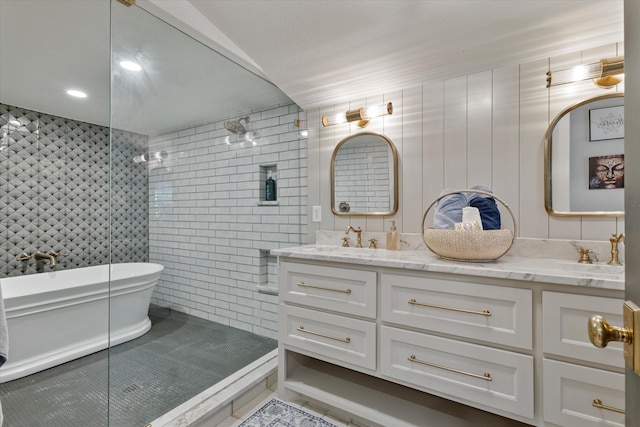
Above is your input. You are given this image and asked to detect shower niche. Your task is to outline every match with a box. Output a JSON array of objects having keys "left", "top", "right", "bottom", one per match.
[{"left": 258, "top": 164, "right": 278, "bottom": 205}]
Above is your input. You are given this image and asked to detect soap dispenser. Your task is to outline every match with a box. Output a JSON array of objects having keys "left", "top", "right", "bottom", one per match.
[{"left": 387, "top": 220, "right": 400, "bottom": 250}]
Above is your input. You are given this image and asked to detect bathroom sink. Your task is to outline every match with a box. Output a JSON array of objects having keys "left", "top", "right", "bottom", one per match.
[
  {"left": 314, "top": 246, "right": 380, "bottom": 256},
  {"left": 555, "top": 261, "right": 624, "bottom": 276}
]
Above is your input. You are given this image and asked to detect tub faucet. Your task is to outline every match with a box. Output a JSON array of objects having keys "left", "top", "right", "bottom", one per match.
[
  {"left": 33, "top": 251, "right": 63, "bottom": 267},
  {"left": 345, "top": 226, "right": 363, "bottom": 248}
]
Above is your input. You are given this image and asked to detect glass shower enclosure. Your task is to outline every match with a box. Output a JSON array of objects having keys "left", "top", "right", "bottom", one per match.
[{"left": 0, "top": 0, "right": 302, "bottom": 425}]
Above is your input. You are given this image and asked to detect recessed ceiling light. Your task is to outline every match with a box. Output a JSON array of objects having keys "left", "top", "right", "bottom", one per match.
[
  {"left": 67, "top": 89, "right": 87, "bottom": 98},
  {"left": 120, "top": 60, "right": 142, "bottom": 71}
]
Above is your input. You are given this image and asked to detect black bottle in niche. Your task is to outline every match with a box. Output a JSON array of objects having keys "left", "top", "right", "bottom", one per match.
[{"left": 265, "top": 171, "right": 277, "bottom": 201}]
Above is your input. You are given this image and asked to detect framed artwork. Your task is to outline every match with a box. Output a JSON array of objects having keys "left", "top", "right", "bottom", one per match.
[
  {"left": 588, "top": 154, "right": 624, "bottom": 190},
  {"left": 589, "top": 105, "right": 624, "bottom": 141}
]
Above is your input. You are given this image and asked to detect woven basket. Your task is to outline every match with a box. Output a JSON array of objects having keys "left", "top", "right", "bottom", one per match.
[{"left": 422, "top": 189, "right": 516, "bottom": 262}]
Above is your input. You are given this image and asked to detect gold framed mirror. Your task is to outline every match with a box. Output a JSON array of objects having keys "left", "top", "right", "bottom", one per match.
[
  {"left": 330, "top": 132, "right": 398, "bottom": 216},
  {"left": 545, "top": 92, "right": 624, "bottom": 217}
]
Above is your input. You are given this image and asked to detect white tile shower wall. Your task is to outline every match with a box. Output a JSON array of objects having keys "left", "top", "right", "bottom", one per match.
[
  {"left": 148, "top": 104, "right": 307, "bottom": 339},
  {"left": 307, "top": 42, "right": 625, "bottom": 243}
]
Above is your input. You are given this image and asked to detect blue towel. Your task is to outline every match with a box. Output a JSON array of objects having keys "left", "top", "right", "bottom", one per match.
[
  {"left": 466, "top": 185, "right": 501, "bottom": 230},
  {"left": 433, "top": 189, "right": 466, "bottom": 229}
]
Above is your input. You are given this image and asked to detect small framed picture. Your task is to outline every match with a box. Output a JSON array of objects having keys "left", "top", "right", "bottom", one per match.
[
  {"left": 589, "top": 154, "right": 624, "bottom": 190},
  {"left": 589, "top": 105, "right": 624, "bottom": 141}
]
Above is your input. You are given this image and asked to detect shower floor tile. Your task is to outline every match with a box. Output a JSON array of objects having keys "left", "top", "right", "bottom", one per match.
[{"left": 0, "top": 305, "right": 277, "bottom": 427}]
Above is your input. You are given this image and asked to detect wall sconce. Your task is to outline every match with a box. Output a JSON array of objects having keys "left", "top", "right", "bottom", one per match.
[
  {"left": 546, "top": 56, "right": 624, "bottom": 89},
  {"left": 134, "top": 150, "right": 167, "bottom": 170},
  {"left": 322, "top": 102, "right": 393, "bottom": 128},
  {"left": 294, "top": 119, "right": 308, "bottom": 138}
]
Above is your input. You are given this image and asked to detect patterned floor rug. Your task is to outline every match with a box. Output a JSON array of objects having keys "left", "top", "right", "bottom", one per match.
[{"left": 238, "top": 398, "right": 339, "bottom": 427}]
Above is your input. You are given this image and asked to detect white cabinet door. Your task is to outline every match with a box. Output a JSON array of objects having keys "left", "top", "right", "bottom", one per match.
[
  {"left": 542, "top": 291, "right": 623, "bottom": 368},
  {"left": 280, "top": 304, "right": 376, "bottom": 370},
  {"left": 380, "top": 325, "right": 534, "bottom": 419},
  {"left": 543, "top": 358, "right": 624, "bottom": 427},
  {"left": 381, "top": 273, "right": 532, "bottom": 349},
  {"left": 280, "top": 261, "right": 376, "bottom": 318}
]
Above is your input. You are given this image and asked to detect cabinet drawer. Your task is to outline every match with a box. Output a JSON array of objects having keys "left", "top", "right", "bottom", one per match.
[
  {"left": 280, "top": 261, "right": 376, "bottom": 318},
  {"left": 380, "top": 326, "right": 534, "bottom": 419},
  {"left": 543, "top": 291, "right": 623, "bottom": 368},
  {"left": 279, "top": 305, "right": 376, "bottom": 370},
  {"left": 543, "top": 358, "right": 624, "bottom": 427},
  {"left": 381, "top": 273, "right": 532, "bottom": 349}
]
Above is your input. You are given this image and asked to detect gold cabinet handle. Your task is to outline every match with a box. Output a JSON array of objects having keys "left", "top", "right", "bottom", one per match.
[
  {"left": 297, "top": 326, "right": 351, "bottom": 343},
  {"left": 297, "top": 282, "right": 352, "bottom": 294},
  {"left": 592, "top": 398, "right": 625, "bottom": 414},
  {"left": 408, "top": 299, "right": 491, "bottom": 316},
  {"left": 408, "top": 355, "right": 492, "bottom": 381}
]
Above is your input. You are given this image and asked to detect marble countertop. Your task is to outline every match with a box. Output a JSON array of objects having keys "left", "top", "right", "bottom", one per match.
[{"left": 271, "top": 244, "right": 625, "bottom": 291}]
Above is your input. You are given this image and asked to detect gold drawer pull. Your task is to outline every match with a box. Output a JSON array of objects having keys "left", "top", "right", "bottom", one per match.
[
  {"left": 297, "top": 326, "right": 351, "bottom": 343},
  {"left": 408, "top": 355, "right": 492, "bottom": 381},
  {"left": 297, "top": 282, "right": 352, "bottom": 294},
  {"left": 592, "top": 398, "right": 624, "bottom": 414},
  {"left": 408, "top": 299, "right": 491, "bottom": 316}
]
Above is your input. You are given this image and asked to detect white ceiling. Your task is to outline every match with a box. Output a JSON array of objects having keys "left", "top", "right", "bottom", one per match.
[
  {"left": 0, "top": 0, "right": 624, "bottom": 134},
  {"left": 186, "top": 0, "right": 624, "bottom": 110}
]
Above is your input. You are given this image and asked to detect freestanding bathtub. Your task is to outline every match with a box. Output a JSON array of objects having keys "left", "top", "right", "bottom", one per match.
[{"left": 0, "top": 262, "right": 164, "bottom": 383}]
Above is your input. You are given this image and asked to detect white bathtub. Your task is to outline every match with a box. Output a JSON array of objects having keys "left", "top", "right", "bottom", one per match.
[{"left": 0, "top": 262, "right": 163, "bottom": 383}]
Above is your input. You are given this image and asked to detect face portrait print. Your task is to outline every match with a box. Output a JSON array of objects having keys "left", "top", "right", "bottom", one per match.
[{"left": 589, "top": 154, "right": 624, "bottom": 190}]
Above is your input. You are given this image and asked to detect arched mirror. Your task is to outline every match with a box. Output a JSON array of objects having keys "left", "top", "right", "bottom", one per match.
[
  {"left": 545, "top": 93, "right": 624, "bottom": 217},
  {"left": 330, "top": 132, "right": 398, "bottom": 216}
]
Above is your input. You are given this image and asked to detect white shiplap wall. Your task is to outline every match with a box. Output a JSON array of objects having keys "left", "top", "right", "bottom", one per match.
[{"left": 307, "top": 43, "right": 625, "bottom": 242}]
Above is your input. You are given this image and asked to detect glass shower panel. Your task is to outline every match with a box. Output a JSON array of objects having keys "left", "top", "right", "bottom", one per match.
[
  {"left": 0, "top": 1, "right": 111, "bottom": 426},
  {"left": 109, "top": 0, "right": 301, "bottom": 424}
]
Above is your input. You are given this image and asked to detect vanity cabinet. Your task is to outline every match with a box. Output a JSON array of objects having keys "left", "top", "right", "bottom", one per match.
[
  {"left": 276, "top": 253, "right": 624, "bottom": 427},
  {"left": 279, "top": 262, "right": 377, "bottom": 371},
  {"left": 379, "top": 273, "right": 534, "bottom": 418},
  {"left": 541, "top": 292, "right": 624, "bottom": 427}
]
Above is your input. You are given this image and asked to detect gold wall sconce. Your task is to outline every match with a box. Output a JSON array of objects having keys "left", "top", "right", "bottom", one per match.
[
  {"left": 546, "top": 56, "right": 624, "bottom": 89},
  {"left": 294, "top": 119, "right": 308, "bottom": 138},
  {"left": 322, "top": 102, "right": 393, "bottom": 128}
]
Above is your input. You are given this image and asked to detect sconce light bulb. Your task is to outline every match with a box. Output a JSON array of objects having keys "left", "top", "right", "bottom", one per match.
[{"left": 322, "top": 112, "right": 348, "bottom": 127}]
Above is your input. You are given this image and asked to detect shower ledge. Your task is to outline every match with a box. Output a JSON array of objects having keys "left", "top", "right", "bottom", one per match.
[{"left": 148, "top": 348, "right": 278, "bottom": 426}]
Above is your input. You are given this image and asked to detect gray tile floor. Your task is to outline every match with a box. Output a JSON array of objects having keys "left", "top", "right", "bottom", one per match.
[{"left": 0, "top": 305, "right": 277, "bottom": 427}]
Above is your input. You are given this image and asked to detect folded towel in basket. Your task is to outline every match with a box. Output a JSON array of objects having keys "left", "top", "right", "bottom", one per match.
[
  {"left": 466, "top": 185, "right": 501, "bottom": 230},
  {"left": 434, "top": 189, "right": 466, "bottom": 229}
]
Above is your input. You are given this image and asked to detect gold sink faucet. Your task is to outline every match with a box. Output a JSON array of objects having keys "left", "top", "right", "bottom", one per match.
[
  {"left": 577, "top": 248, "right": 593, "bottom": 264},
  {"left": 345, "top": 226, "right": 363, "bottom": 248},
  {"left": 608, "top": 232, "right": 624, "bottom": 265}
]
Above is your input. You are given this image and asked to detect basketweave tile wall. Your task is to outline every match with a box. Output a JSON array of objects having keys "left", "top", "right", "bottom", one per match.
[
  {"left": 0, "top": 103, "right": 149, "bottom": 277},
  {"left": 147, "top": 103, "right": 307, "bottom": 339}
]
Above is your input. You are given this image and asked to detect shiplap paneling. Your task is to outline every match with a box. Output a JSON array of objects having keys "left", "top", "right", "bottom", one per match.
[
  {"left": 402, "top": 87, "right": 424, "bottom": 233},
  {"left": 491, "top": 65, "right": 520, "bottom": 230},
  {"left": 308, "top": 43, "right": 625, "bottom": 243},
  {"left": 467, "top": 70, "right": 493, "bottom": 188},
  {"left": 422, "top": 81, "right": 445, "bottom": 221}
]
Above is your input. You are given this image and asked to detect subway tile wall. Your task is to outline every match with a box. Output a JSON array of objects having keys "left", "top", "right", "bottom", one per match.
[
  {"left": 148, "top": 103, "right": 307, "bottom": 339},
  {"left": 0, "top": 103, "right": 149, "bottom": 277}
]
